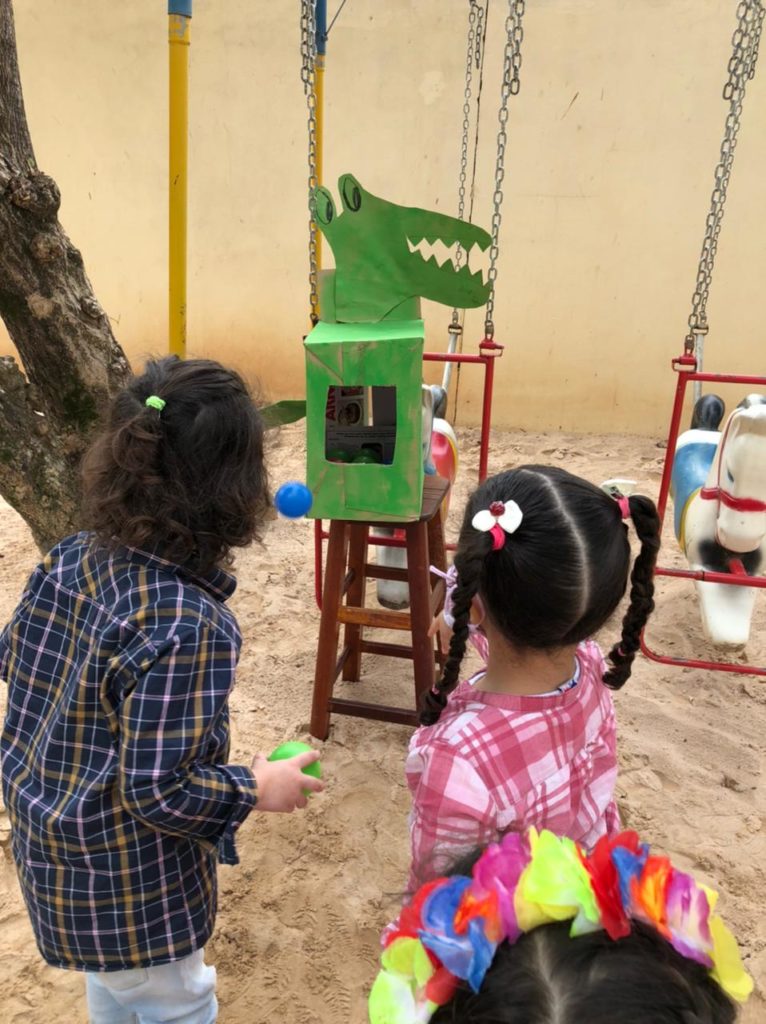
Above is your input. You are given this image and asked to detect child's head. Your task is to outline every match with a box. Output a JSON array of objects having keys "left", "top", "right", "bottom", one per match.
[
  {"left": 430, "top": 920, "right": 736, "bottom": 1024},
  {"left": 82, "top": 355, "right": 269, "bottom": 574},
  {"left": 421, "top": 465, "right": 661, "bottom": 725},
  {"left": 370, "top": 829, "right": 749, "bottom": 1024},
  {"left": 430, "top": 921, "right": 737, "bottom": 1024}
]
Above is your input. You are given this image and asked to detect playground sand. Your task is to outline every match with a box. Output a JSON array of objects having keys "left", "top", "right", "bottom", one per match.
[{"left": 0, "top": 421, "right": 763, "bottom": 1023}]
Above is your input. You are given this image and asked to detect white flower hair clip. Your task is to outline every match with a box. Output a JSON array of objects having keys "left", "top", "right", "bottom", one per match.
[{"left": 472, "top": 499, "right": 523, "bottom": 551}]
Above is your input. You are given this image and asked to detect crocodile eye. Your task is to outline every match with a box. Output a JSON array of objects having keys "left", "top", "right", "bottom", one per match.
[
  {"left": 313, "top": 187, "right": 335, "bottom": 226},
  {"left": 341, "top": 175, "right": 362, "bottom": 212}
]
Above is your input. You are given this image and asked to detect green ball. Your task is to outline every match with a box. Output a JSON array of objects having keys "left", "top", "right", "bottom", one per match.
[
  {"left": 326, "top": 448, "right": 353, "bottom": 463},
  {"left": 267, "top": 740, "right": 322, "bottom": 780},
  {"left": 352, "top": 450, "right": 381, "bottom": 464}
]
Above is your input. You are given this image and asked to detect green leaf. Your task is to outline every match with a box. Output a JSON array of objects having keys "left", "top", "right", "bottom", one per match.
[{"left": 260, "top": 400, "right": 306, "bottom": 428}]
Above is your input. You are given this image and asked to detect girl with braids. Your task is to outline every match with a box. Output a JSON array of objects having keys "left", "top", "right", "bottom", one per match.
[
  {"left": 405, "top": 465, "right": 660, "bottom": 890},
  {"left": 1, "top": 356, "right": 323, "bottom": 1024}
]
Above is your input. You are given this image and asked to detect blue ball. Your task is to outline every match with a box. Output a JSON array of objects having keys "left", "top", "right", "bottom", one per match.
[{"left": 274, "top": 481, "right": 313, "bottom": 519}]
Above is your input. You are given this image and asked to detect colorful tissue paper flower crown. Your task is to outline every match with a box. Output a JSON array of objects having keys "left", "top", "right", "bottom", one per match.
[{"left": 369, "top": 828, "right": 752, "bottom": 1024}]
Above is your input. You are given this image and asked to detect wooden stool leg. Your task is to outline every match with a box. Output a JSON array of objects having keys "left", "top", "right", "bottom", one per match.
[
  {"left": 406, "top": 520, "right": 437, "bottom": 712},
  {"left": 427, "top": 503, "right": 448, "bottom": 672},
  {"left": 427, "top": 501, "right": 447, "bottom": 576},
  {"left": 310, "top": 520, "right": 349, "bottom": 740},
  {"left": 342, "top": 524, "right": 368, "bottom": 681}
]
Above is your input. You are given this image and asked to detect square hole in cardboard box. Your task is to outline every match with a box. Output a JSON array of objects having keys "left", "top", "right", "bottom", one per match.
[{"left": 324, "top": 386, "right": 397, "bottom": 466}]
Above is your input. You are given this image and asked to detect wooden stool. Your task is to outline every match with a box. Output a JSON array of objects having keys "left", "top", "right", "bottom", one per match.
[{"left": 310, "top": 475, "right": 449, "bottom": 740}]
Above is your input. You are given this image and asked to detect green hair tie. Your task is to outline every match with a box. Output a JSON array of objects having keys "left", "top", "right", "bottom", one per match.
[{"left": 145, "top": 395, "right": 166, "bottom": 412}]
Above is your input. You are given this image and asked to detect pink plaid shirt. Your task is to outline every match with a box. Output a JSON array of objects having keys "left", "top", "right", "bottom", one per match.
[{"left": 405, "top": 640, "right": 620, "bottom": 890}]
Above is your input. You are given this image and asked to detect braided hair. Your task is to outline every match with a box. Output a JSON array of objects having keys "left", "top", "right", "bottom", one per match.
[{"left": 420, "top": 466, "right": 661, "bottom": 726}]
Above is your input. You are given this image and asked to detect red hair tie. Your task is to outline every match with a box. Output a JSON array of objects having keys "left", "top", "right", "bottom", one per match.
[
  {"left": 490, "top": 523, "right": 506, "bottom": 551},
  {"left": 472, "top": 499, "right": 523, "bottom": 552},
  {"left": 616, "top": 496, "right": 631, "bottom": 520}
]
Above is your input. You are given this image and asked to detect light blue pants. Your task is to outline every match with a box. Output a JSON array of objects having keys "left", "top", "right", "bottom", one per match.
[{"left": 85, "top": 949, "right": 217, "bottom": 1024}]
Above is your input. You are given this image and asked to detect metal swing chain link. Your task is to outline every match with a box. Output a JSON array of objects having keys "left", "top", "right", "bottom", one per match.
[
  {"left": 684, "top": 0, "right": 765, "bottom": 353},
  {"left": 300, "top": 0, "right": 320, "bottom": 323},
  {"left": 485, "top": 0, "right": 525, "bottom": 339},
  {"left": 452, "top": 1, "right": 481, "bottom": 328},
  {"left": 474, "top": 2, "right": 485, "bottom": 70}
]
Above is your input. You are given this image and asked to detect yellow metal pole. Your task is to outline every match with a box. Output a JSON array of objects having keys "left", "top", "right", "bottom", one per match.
[{"left": 168, "top": 3, "right": 191, "bottom": 357}]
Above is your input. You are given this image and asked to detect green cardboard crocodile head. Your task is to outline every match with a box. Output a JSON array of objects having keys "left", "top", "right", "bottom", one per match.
[{"left": 313, "top": 173, "right": 492, "bottom": 322}]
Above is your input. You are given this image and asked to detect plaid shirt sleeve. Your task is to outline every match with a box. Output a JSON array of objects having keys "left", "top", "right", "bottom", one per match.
[
  {"left": 407, "top": 739, "right": 497, "bottom": 890},
  {"left": 118, "top": 622, "right": 257, "bottom": 865},
  {"left": 0, "top": 569, "right": 36, "bottom": 683},
  {"left": 0, "top": 622, "right": 8, "bottom": 682}
]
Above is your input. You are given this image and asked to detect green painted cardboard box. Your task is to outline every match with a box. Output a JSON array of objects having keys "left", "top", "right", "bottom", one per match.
[{"left": 304, "top": 319, "right": 425, "bottom": 521}]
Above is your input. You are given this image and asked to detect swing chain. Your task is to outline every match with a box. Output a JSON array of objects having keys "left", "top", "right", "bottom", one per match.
[
  {"left": 685, "top": 0, "right": 764, "bottom": 350},
  {"left": 485, "top": 0, "right": 526, "bottom": 339},
  {"left": 474, "top": 2, "right": 485, "bottom": 69},
  {"left": 452, "top": 2, "right": 482, "bottom": 327},
  {"left": 300, "top": 0, "right": 320, "bottom": 324}
]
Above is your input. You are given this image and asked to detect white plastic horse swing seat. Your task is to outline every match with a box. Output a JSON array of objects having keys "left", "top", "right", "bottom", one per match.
[
  {"left": 644, "top": 1, "right": 766, "bottom": 675},
  {"left": 670, "top": 398, "right": 766, "bottom": 649}
]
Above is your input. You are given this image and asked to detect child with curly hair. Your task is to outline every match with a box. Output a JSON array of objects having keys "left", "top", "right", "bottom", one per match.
[{"left": 1, "top": 356, "right": 322, "bottom": 1024}]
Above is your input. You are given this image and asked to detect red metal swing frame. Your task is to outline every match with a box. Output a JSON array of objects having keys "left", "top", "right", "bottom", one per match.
[
  {"left": 313, "top": 337, "right": 503, "bottom": 609},
  {"left": 640, "top": 348, "right": 766, "bottom": 677}
]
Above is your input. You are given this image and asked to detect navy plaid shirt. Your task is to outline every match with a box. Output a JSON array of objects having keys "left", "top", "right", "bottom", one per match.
[{"left": 0, "top": 534, "right": 257, "bottom": 971}]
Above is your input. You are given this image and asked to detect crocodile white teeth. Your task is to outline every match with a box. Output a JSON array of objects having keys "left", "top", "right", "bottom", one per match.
[{"left": 406, "top": 236, "right": 488, "bottom": 284}]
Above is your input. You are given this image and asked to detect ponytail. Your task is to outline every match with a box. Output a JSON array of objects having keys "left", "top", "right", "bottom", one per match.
[
  {"left": 109, "top": 397, "right": 164, "bottom": 482},
  {"left": 603, "top": 493, "right": 661, "bottom": 689},
  {"left": 419, "top": 545, "right": 486, "bottom": 726}
]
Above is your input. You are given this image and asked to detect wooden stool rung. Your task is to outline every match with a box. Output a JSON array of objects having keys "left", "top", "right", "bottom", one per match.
[
  {"left": 328, "top": 697, "right": 418, "bottom": 728},
  {"left": 337, "top": 605, "right": 411, "bottom": 631},
  {"left": 359, "top": 639, "right": 414, "bottom": 660},
  {"left": 362, "top": 563, "right": 408, "bottom": 583}
]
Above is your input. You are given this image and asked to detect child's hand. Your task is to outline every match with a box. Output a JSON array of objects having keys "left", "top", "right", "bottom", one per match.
[
  {"left": 251, "top": 751, "right": 324, "bottom": 812},
  {"left": 428, "top": 611, "right": 453, "bottom": 655}
]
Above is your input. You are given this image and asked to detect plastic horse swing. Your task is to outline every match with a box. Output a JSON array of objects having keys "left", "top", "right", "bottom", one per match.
[
  {"left": 642, "top": 0, "right": 766, "bottom": 675},
  {"left": 672, "top": 394, "right": 766, "bottom": 646}
]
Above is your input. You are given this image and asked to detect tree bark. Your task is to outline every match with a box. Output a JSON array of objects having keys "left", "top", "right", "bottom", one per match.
[{"left": 0, "top": 0, "right": 131, "bottom": 550}]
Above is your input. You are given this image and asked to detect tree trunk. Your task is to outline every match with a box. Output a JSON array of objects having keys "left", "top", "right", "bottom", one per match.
[{"left": 0, "top": 0, "right": 131, "bottom": 550}]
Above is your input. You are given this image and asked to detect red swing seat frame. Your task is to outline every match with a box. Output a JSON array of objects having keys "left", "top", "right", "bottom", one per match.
[{"left": 640, "top": 349, "right": 766, "bottom": 677}]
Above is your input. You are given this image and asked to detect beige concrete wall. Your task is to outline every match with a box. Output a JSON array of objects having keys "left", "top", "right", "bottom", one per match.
[{"left": 2, "top": 0, "right": 765, "bottom": 435}]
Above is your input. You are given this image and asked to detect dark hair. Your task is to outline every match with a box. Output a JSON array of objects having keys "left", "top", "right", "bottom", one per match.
[
  {"left": 81, "top": 356, "right": 270, "bottom": 575},
  {"left": 420, "top": 466, "right": 661, "bottom": 726},
  {"left": 431, "top": 918, "right": 737, "bottom": 1024},
  {"left": 428, "top": 845, "right": 737, "bottom": 1024}
]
